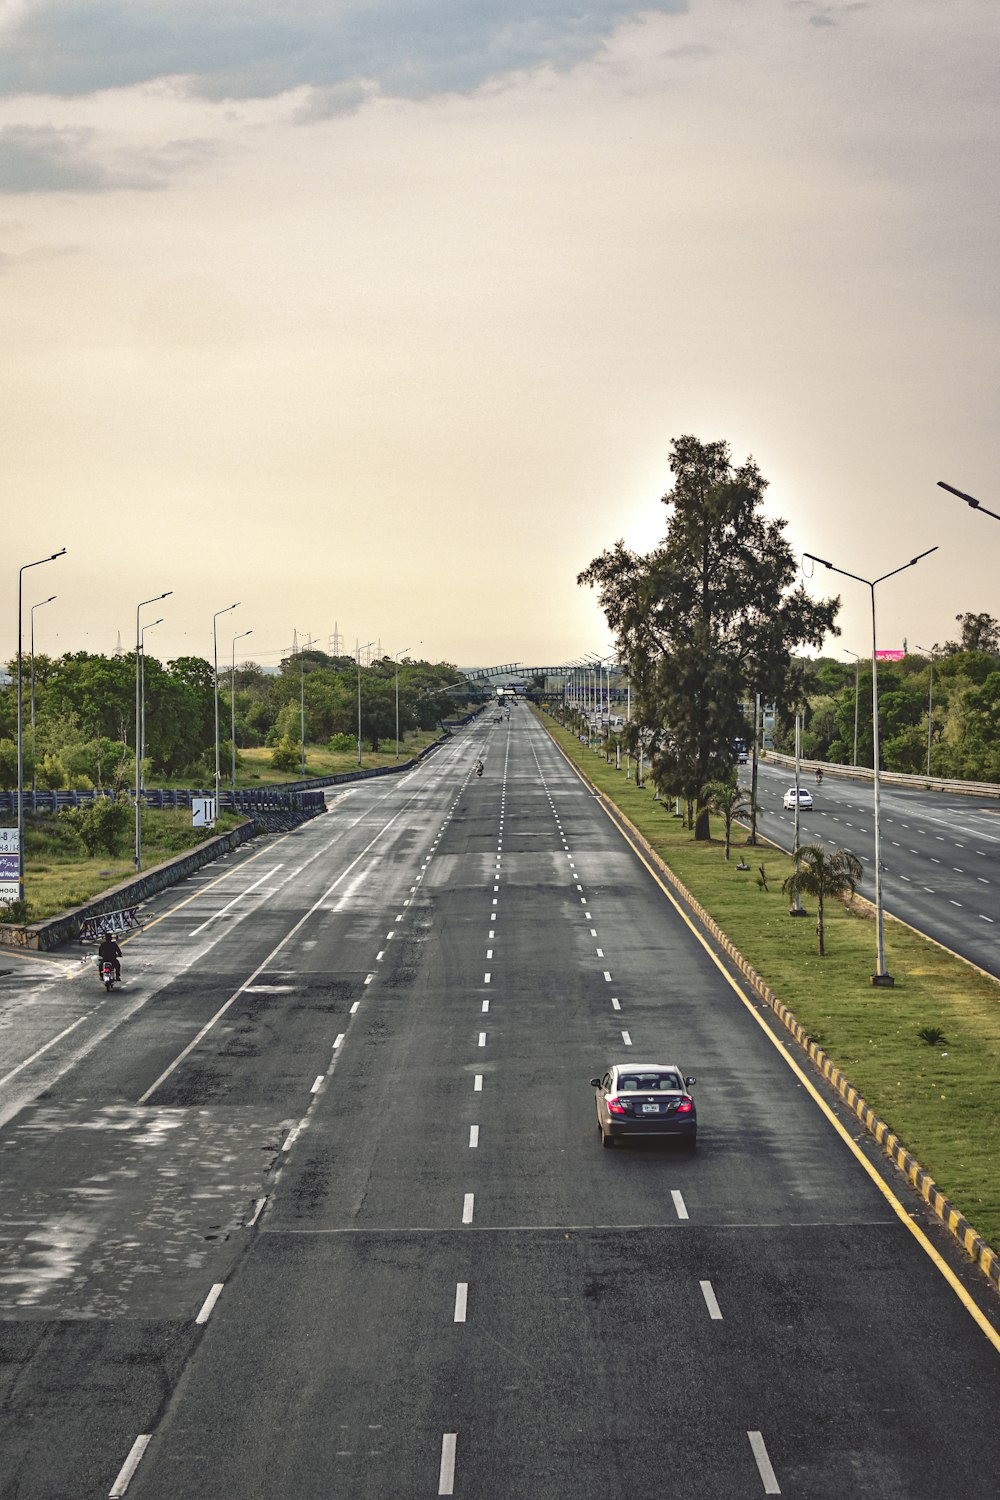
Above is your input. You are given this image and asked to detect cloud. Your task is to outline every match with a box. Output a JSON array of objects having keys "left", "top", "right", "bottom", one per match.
[
  {"left": 0, "top": 1, "right": 688, "bottom": 104},
  {"left": 0, "top": 123, "right": 220, "bottom": 192}
]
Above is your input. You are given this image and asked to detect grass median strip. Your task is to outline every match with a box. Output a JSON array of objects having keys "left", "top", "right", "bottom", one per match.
[{"left": 544, "top": 715, "right": 1000, "bottom": 1256}]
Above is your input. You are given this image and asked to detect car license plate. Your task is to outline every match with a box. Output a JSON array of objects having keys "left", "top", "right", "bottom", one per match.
[{"left": 642, "top": 1103, "right": 659, "bottom": 1113}]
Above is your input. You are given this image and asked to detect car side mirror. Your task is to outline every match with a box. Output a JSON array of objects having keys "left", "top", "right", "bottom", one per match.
[
  {"left": 684, "top": 1076, "right": 696, "bottom": 1086},
  {"left": 589, "top": 1078, "right": 602, "bottom": 1088}
]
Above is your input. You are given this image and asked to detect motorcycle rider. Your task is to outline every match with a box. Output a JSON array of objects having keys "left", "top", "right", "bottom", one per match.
[
  {"left": 815, "top": 768, "right": 823, "bottom": 785},
  {"left": 98, "top": 933, "right": 123, "bottom": 983},
  {"left": 475, "top": 759, "right": 484, "bottom": 777}
]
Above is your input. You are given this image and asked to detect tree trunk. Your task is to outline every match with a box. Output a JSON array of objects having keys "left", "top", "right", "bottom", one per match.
[
  {"left": 817, "top": 891, "right": 825, "bottom": 956},
  {"left": 694, "top": 802, "right": 710, "bottom": 840}
]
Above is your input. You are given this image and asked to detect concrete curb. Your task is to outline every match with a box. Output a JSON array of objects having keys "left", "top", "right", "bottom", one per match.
[{"left": 545, "top": 719, "right": 1000, "bottom": 1298}]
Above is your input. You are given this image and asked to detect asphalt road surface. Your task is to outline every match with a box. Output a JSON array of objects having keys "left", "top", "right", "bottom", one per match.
[
  {"left": 746, "top": 760, "right": 1000, "bottom": 977},
  {"left": 1, "top": 709, "right": 999, "bottom": 1498}
]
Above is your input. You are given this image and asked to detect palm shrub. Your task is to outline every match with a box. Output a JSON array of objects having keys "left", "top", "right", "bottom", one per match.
[
  {"left": 781, "top": 844, "right": 864, "bottom": 955},
  {"left": 704, "top": 778, "right": 757, "bottom": 860}
]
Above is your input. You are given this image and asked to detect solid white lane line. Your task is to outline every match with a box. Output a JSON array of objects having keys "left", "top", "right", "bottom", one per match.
[
  {"left": 188, "top": 865, "right": 283, "bottom": 937},
  {"left": 747, "top": 1431, "right": 781, "bottom": 1494},
  {"left": 478, "top": 1032, "right": 487, "bottom": 1046},
  {"left": 109, "top": 1435, "right": 152, "bottom": 1497},
  {"left": 438, "top": 1433, "right": 458, "bottom": 1495},
  {"left": 195, "top": 1282, "right": 224, "bottom": 1325},
  {"left": 611, "top": 998, "right": 621, "bottom": 1011},
  {"left": 699, "top": 1280, "right": 722, "bottom": 1320},
  {"left": 671, "top": 1190, "right": 689, "bottom": 1220},
  {"left": 462, "top": 1194, "right": 475, "bottom": 1224},
  {"left": 350, "top": 1001, "right": 360, "bottom": 1013},
  {"left": 454, "top": 1283, "right": 468, "bottom": 1323},
  {"left": 0, "top": 1009, "right": 97, "bottom": 1089},
  {"left": 621, "top": 1030, "right": 632, "bottom": 1046},
  {"left": 469, "top": 1126, "right": 479, "bottom": 1148},
  {"left": 333, "top": 1033, "right": 345, "bottom": 1049},
  {"left": 311, "top": 1075, "right": 324, "bottom": 1093},
  {"left": 474, "top": 1075, "right": 483, "bottom": 1091}
]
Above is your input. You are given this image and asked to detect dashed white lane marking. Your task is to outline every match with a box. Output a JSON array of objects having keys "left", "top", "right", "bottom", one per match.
[
  {"left": 950, "top": 900, "right": 962, "bottom": 907},
  {"left": 376, "top": 951, "right": 385, "bottom": 962},
  {"left": 492, "top": 898, "right": 498, "bottom": 906},
  {"left": 747, "top": 1431, "right": 781, "bottom": 1494},
  {"left": 333, "top": 1033, "right": 345, "bottom": 1049},
  {"left": 282, "top": 1123, "right": 303, "bottom": 1153},
  {"left": 195, "top": 1282, "right": 225, "bottom": 1325},
  {"left": 462, "top": 1194, "right": 475, "bottom": 1224},
  {"left": 486, "top": 949, "right": 493, "bottom": 959},
  {"left": 596, "top": 948, "right": 605, "bottom": 958},
  {"left": 482, "top": 999, "right": 490, "bottom": 1013},
  {"left": 478, "top": 1032, "right": 487, "bottom": 1046},
  {"left": 247, "top": 1197, "right": 267, "bottom": 1227},
  {"left": 474, "top": 1075, "right": 483, "bottom": 1091},
  {"left": 671, "top": 1190, "right": 689, "bottom": 1220},
  {"left": 611, "top": 999, "right": 621, "bottom": 1011},
  {"left": 350, "top": 1001, "right": 360, "bottom": 1014},
  {"left": 980, "top": 914, "right": 995, "bottom": 923},
  {"left": 699, "top": 1280, "right": 722, "bottom": 1320},
  {"left": 469, "top": 1126, "right": 479, "bottom": 1148},
  {"left": 188, "top": 865, "right": 284, "bottom": 937},
  {"left": 311, "top": 1075, "right": 324, "bottom": 1093},
  {"left": 621, "top": 1030, "right": 632, "bottom": 1046},
  {"left": 109, "top": 1435, "right": 152, "bottom": 1497},
  {"left": 603, "top": 971, "right": 612, "bottom": 982},
  {"left": 438, "top": 1433, "right": 458, "bottom": 1495},
  {"left": 365, "top": 973, "right": 374, "bottom": 984},
  {"left": 454, "top": 1284, "right": 468, "bottom": 1323},
  {"left": 484, "top": 973, "right": 491, "bottom": 984},
  {"left": 489, "top": 929, "right": 495, "bottom": 939}
]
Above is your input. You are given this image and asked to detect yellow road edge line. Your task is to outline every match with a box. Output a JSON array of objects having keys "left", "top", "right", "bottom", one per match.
[{"left": 545, "top": 723, "right": 1000, "bottom": 1352}]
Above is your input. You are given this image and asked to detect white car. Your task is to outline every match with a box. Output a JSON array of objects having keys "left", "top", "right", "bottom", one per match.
[{"left": 783, "top": 786, "right": 814, "bottom": 810}]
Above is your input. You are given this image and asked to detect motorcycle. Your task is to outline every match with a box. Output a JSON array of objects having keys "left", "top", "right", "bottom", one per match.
[
  {"left": 475, "top": 764, "right": 483, "bottom": 778},
  {"left": 99, "top": 958, "right": 118, "bottom": 992}
]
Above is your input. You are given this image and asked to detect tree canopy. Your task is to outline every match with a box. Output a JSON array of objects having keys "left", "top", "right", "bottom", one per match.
[{"left": 579, "top": 435, "right": 839, "bottom": 836}]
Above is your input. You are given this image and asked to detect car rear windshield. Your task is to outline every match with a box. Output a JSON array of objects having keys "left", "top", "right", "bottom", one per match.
[{"left": 618, "top": 1073, "right": 683, "bottom": 1092}]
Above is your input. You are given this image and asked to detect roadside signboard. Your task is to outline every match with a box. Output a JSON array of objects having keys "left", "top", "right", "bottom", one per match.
[
  {"left": 875, "top": 649, "right": 905, "bottom": 661},
  {"left": 192, "top": 797, "right": 216, "bottom": 829},
  {"left": 0, "top": 828, "right": 19, "bottom": 903}
]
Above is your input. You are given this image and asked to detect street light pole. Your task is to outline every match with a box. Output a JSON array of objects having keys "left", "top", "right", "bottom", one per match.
[
  {"left": 804, "top": 546, "right": 938, "bottom": 986},
  {"left": 842, "top": 648, "right": 861, "bottom": 768},
  {"left": 394, "top": 647, "right": 410, "bottom": 759},
  {"left": 16, "top": 550, "right": 65, "bottom": 907},
  {"left": 29, "top": 594, "right": 56, "bottom": 798},
  {"left": 356, "top": 640, "right": 374, "bottom": 766},
  {"left": 231, "top": 629, "right": 253, "bottom": 800},
  {"left": 213, "top": 603, "right": 239, "bottom": 820},
  {"left": 915, "top": 645, "right": 936, "bottom": 776},
  {"left": 139, "top": 617, "right": 163, "bottom": 801},
  {"left": 134, "top": 590, "right": 171, "bottom": 872},
  {"left": 297, "top": 632, "right": 316, "bottom": 778}
]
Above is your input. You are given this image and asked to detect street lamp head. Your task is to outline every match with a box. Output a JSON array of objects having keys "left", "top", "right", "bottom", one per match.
[{"left": 938, "top": 480, "right": 979, "bottom": 508}]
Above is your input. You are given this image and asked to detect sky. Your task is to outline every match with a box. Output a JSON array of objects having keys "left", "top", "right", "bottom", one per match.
[{"left": 2, "top": 0, "right": 998, "bottom": 677}]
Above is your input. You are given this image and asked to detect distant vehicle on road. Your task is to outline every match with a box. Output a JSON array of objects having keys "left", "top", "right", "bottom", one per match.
[
  {"left": 591, "top": 1064, "right": 697, "bottom": 1148},
  {"left": 783, "top": 787, "right": 814, "bottom": 810}
]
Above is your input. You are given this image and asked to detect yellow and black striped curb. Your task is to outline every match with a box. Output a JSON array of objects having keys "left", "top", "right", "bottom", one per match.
[{"left": 548, "top": 727, "right": 1000, "bottom": 1298}]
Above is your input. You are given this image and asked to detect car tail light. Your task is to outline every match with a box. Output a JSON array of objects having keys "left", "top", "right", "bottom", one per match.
[
  {"left": 607, "top": 1097, "right": 629, "bottom": 1116},
  {"left": 675, "top": 1097, "right": 693, "bottom": 1113}
]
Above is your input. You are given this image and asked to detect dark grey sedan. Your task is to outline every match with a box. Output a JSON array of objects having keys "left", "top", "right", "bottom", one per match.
[{"left": 591, "top": 1063, "right": 697, "bottom": 1148}]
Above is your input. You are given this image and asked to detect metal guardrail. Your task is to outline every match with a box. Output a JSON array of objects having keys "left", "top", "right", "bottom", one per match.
[
  {"left": 0, "top": 786, "right": 326, "bottom": 815},
  {"left": 763, "top": 752, "right": 1000, "bottom": 800}
]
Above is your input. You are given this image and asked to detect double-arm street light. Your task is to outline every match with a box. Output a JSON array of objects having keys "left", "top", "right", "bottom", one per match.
[
  {"left": 356, "top": 640, "right": 374, "bottom": 766},
  {"left": 394, "top": 647, "right": 411, "bottom": 759},
  {"left": 29, "top": 594, "right": 57, "bottom": 797},
  {"left": 135, "top": 590, "right": 172, "bottom": 871},
  {"left": 938, "top": 480, "right": 1000, "bottom": 521},
  {"left": 16, "top": 549, "right": 66, "bottom": 906},
  {"left": 804, "top": 546, "right": 938, "bottom": 986},
  {"left": 232, "top": 629, "right": 253, "bottom": 798},
  {"left": 213, "top": 603, "right": 240, "bottom": 819}
]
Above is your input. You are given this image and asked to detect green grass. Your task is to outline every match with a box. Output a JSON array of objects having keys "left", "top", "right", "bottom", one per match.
[
  {"left": 544, "top": 715, "right": 1000, "bottom": 1252},
  {"left": 150, "top": 729, "right": 447, "bottom": 789},
  {"left": 20, "top": 808, "right": 246, "bottom": 921}
]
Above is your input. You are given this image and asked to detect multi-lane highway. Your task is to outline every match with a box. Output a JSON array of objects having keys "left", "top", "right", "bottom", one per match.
[
  {"left": 746, "top": 761, "right": 1000, "bottom": 977},
  {"left": 1, "top": 709, "right": 999, "bottom": 1498}
]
